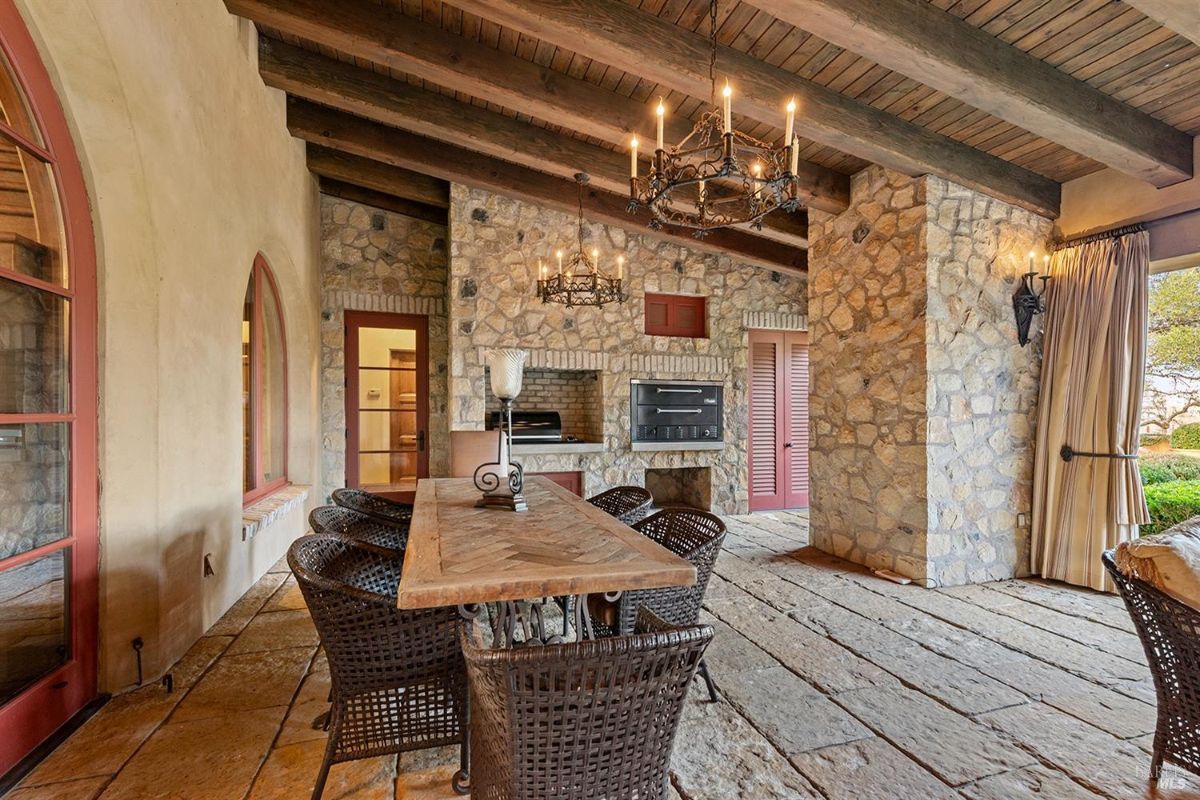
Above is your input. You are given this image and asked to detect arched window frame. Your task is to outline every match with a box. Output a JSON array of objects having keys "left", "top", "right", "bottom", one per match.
[{"left": 243, "top": 253, "right": 289, "bottom": 505}]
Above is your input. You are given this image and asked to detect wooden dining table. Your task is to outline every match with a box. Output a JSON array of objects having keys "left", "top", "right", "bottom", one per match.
[{"left": 397, "top": 475, "right": 696, "bottom": 644}]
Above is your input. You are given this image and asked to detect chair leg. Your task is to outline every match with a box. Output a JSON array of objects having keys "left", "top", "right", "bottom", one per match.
[
  {"left": 698, "top": 659, "right": 719, "bottom": 703},
  {"left": 1150, "top": 750, "right": 1164, "bottom": 782},
  {"left": 452, "top": 694, "right": 470, "bottom": 795},
  {"left": 311, "top": 743, "right": 335, "bottom": 800}
]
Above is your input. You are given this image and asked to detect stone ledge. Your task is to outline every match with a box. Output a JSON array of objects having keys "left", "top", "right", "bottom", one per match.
[
  {"left": 242, "top": 485, "right": 310, "bottom": 541},
  {"left": 743, "top": 310, "right": 808, "bottom": 331}
]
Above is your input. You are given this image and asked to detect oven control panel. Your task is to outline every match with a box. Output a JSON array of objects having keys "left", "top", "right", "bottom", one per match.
[{"left": 630, "top": 380, "right": 723, "bottom": 443}]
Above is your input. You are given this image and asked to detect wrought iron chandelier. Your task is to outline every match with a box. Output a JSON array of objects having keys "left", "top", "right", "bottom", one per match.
[
  {"left": 627, "top": 0, "right": 804, "bottom": 235},
  {"left": 536, "top": 173, "right": 626, "bottom": 308}
]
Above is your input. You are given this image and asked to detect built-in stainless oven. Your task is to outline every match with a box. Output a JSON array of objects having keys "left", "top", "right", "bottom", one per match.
[{"left": 630, "top": 379, "right": 723, "bottom": 445}]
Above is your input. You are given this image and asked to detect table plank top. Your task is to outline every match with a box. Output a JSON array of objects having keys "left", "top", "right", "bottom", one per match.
[{"left": 396, "top": 476, "right": 697, "bottom": 609}]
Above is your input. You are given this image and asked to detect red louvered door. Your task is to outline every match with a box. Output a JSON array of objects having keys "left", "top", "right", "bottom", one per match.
[{"left": 748, "top": 330, "right": 809, "bottom": 510}]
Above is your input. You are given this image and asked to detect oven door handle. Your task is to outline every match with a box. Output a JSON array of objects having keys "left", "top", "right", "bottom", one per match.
[
  {"left": 655, "top": 407, "right": 703, "bottom": 414},
  {"left": 655, "top": 387, "right": 702, "bottom": 394}
]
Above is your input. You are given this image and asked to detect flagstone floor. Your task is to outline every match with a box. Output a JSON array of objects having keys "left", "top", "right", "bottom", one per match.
[{"left": 8, "top": 510, "right": 1200, "bottom": 799}]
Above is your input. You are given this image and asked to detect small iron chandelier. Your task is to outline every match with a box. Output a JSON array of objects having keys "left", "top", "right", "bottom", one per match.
[
  {"left": 537, "top": 173, "right": 626, "bottom": 308},
  {"left": 1013, "top": 251, "right": 1052, "bottom": 347},
  {"left": 626, "top": 0, "right": 804, "bottom": 235}
]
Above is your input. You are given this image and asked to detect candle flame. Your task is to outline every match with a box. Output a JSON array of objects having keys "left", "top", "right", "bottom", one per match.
[
  {"left": 656, "top": 99, "right": 665, "bottom": 116},
  {"left": 722, "top": 81, "right": 732, "bottom": 98},
  {"left": 752, "top": 162, "right": 763, "bottom": 177},
  {"left": 630, "top": 135, "right": 638, "bottom": 148},
  {"left": 787, "top": 98, "right": 796, "bottom": 113}
]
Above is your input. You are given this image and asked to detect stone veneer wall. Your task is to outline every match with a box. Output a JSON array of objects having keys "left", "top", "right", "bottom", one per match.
[
  {"left": 319, "top": 196, "right": 450, "bottom": 502},
  {"left": 808, "top": 166, "right": 1053, "bottom": 586},
  {"left": 447, "top": 184, "right": 807, "bottom": 514}
]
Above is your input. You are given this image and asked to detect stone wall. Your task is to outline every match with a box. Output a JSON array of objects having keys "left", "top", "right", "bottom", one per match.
[
  {"left": 809, "top": 166, "right": 1052, "bottom": 586},
  {"left": 447, "top": 184, "right": 807, "bottom": 514},
  {"left": 319, "top": 196, "right": 450, "bottom": 501}
]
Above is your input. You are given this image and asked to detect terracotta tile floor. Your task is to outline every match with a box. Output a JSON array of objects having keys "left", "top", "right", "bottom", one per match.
[{"left": 9, "top": 511, "right": 1200, "bottom": 799}]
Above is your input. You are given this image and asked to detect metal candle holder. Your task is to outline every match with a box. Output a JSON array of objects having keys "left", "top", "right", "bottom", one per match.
[{"left": 473, "top": 397, "right": 526, "bottom": 512}]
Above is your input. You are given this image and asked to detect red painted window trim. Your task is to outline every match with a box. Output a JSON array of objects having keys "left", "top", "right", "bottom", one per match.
[
  {"left": 243, "top": 254, "right": 289, "bottom": 506},
  {"left": 644, "top": 292, "right": 707, "bottom": 338},
  {"left": 0, "top": 0, "right": 100, "bottom": 775}
]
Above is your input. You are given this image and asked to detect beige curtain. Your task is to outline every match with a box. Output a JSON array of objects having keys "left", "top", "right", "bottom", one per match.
[{"left": 1031, "top": 229, "right": 1150, "bottom": 591}]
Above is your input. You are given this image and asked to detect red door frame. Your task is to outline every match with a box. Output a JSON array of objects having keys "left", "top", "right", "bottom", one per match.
[
  {"left": 243, "top": 254, "right": 289, "bottom": 506},
  {"left": 0, "top": 0, "right": 100, "bottom": 775},
  {"left": 747, "top": 330, "right": 809, "bottom": 511},
  {"left": 344, "top": 311, "right": 429, "bottom": 498}
]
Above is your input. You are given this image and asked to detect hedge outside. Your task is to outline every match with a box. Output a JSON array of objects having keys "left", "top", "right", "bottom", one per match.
[
  {"left": 1172, "top": 423, "right": 1200, "bottom": 450},
  {"left": 1142, "top": 480, "right": 1200, "bottom": 537},
  {"left": 1141, "top": 455, "right": 1200, "bottom": 485}
]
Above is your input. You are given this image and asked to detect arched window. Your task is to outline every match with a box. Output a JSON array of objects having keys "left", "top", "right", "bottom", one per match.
[
  {"left": 0, "top": 0, "right": 99, "bottom": 774},
  {"left": 242, "top": 254, "right": 288, "bottom": 504}
]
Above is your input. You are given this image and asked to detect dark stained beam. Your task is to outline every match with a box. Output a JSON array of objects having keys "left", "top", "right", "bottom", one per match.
[
  {"left": 287, "top": 100, "right": 807, "bottom": 274},
  {"left": 1123, "top": 1, "right": 1200, "bottom": 48},
  {"left": 450, "top": 0, "right": 1062, "bottom": 218},
  {"left": 225, "top": 0, "right": 847, "bottom": 215},
  {"left": 752, "top": 0, "right": 1192, "bottom": 187},
  {"left": 317, "top": 177, "right": 447, "bottom": 225},
  {"left": 260, "top": 39, "right": 808, "bottom": 243},
  {"left": 306, "top": 146, "right": 449, "bottom": 208}
]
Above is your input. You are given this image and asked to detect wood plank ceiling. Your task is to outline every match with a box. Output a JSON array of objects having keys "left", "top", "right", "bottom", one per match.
[{"left": 227, "top": 0, "right": 1200, "bottom": 272}]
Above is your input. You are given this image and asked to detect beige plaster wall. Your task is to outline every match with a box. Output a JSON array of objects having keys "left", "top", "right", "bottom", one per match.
[
  {"left": 1060, "top": 139, "right": 1200, "bottom": 265},
  {"left": 18, "top": 0, "right": 321, "bottom": 691}
]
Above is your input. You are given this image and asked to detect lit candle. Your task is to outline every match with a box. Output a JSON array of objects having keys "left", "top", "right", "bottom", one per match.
[
  {"left": 790, "top": 136, "right": 799, "bottom": 175},
  {"left": 591, "top": 247, "right": 599, "bottom": 264},
  {"left": 752, "top": 162, "right": 763, "bottom": 200},
  {"left": 556, "top": 250, "right": 564, "bottom": 275},
  {"left": 699, "top": 179, "right": 706, "bottom": 205},
  {"left": 539, "top": 259, "right": 546, "bottom": 281},
  {"left": 722, "top": 81, "right": 732, "bottom": 134},
  {"left": 617, "top": 255, "right": 625, "bottom": 279},
  {"left": 630, "top": 136, "right": 638, "bottom": 179},
  {"left": 785, "top": 98, "right": 796, "bottom": 145},
  {"left": 656, "top": 98, "right": 665, "bottom": 150},
  {"left": 1043, "top": 254, "right": 1051, "bottom": 273},
  {"left": 1028, "top": 250, "right": 1035, "bottom": 271}
]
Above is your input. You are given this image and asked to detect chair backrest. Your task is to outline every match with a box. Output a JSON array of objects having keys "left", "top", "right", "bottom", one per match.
[
  {"left": 450, "top": 430, "right": 501, "bottom": 478},
  {"left": 309, "top": 505, "right": 408, "bottom": 553},
  {"left": 331, "top": 487, "right": 413, "bottom": 527},
  {"left": 288, "top": 533, "right": 460, "bottom": 695},
  {"left": 461, "top": 611, "right": 712, "bottom": 800},
  {"left": 618, "top": 508, "right": 727, "bottom": 630},
  {"left": 587, "top": 485, "right": 653, "bottom": 522},
  {"left": 1103, "top": 549, "right": 1200, "bottom": 684}
]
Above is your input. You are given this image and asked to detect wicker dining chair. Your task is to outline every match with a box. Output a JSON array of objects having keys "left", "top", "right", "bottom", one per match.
[
  {"left": 309, "top": 505, "right": 408, "bottom": 553},
  {"left": 1103, "top": 549, "right": 1200, "bottom": 781},
  {"left": 289, "top": 534, "right": 467, "bottom": 800},
  {"left": 592, "top": 507, "right": 726, "bottom": 701},
  {"left": 331, "top": 487, "right": 414, "bottom": 528},
  {"left": 587, "top": 485, "right": 654, "bottom": 524},
  {"left": 461, "top": 609, "right": 713, "bottom": 800}
]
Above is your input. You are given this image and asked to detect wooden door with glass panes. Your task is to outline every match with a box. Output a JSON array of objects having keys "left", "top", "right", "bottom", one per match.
[
  {"left": 0, "top": 1, "right": 100, "bottom": 776},
  {"left": 344, "top": 312, "right": 429, "bottom": 502}
]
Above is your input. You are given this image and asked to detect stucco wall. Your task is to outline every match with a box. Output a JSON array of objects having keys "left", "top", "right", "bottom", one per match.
[{"left": 17, "top": 0, "right": 321, "bottom": 691}]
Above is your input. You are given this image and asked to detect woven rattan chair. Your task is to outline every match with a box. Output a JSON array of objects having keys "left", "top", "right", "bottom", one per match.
[
  {"left": 331, "top": 487, "right": 413, "bottom": 528},
  {"left": 309, "top": 505, "right": 408, "bottom": 553},
  {"left": 462, "top": 609, "right": 712, "bottom": 800},
  {"left": 592, "top": 507, "right": 726, "bottom": 701},
  {"left": 289, "top": 534, "right": 467, "bottom": 800},
  {"left": 587, "top": 485, "right": 654, "bottom": 523},
  {"left": 1103, "top": 549, "right": 1200, "bottom": 780}
]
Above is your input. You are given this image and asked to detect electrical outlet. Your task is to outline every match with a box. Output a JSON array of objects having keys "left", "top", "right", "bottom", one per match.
[{"left": 1017, "top": 512, "right": 1029, "bottom": 528}]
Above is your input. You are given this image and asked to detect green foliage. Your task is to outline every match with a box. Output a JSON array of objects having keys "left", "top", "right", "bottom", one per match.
[
  {"left": 1147, "top": 269, "right": 1200, "bottom": 380},
  {"left": 1141, "top": 455, "right": 1200, "bottom": 485},
  {"left": 1173, "top": 423, "right": 1200, "bottom": 450},
  {"left": 1149, "top": 269, "right": 1200, "bottom": 329},
  {"left": 1141, "top": 433, "right": 1169, "bottom": 447},
  {"left": 1142, "top": 480, "right": 1200, "bottom": 536}
]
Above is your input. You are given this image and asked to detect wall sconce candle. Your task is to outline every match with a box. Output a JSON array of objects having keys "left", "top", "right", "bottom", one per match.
[{"left": 1012, "top": 250, "right": 1052, "bottom": 347}]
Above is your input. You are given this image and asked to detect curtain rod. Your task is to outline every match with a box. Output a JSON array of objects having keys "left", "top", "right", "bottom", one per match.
[
  {"left": 1057, "top": 206, "right": 1200, "bottom": 251},
  {"left": 1056, "top": 223, "right": 1146, "bottom": 250}
]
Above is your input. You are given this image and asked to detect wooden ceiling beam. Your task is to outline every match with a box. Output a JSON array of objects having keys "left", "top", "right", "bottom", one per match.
[
  {"left": 1122, "top": 1, "right": 1200, "bottom": 48},
  {"left": 449, "top": 0, "right": 1062, "bottom": 218},
  {"left": 287, "top": 100, "right": 807, "bottom": 274},
  {"left": 307, "top": 145, "right": 449, "bottom": 208},
  {"left": 318, "top": 176, "right": 447, "bottom": 225},
  {"left": 225, "top": 0, "right": 847, "bottom": 215},
  {"left": 261, "top": 39, "right": 807, "bottom": 244},
  {"left": 752, "top": 0, "right": 1193, "bottom": 187}
]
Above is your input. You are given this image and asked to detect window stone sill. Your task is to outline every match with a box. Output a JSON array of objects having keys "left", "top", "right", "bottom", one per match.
[{"left": 242, "top": 484, "right": 310, "bottom": 541}]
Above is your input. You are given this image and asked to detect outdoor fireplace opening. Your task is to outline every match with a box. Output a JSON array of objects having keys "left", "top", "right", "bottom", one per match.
[{"left": 644, "top": 467, "right": 712, "bottom": 512}]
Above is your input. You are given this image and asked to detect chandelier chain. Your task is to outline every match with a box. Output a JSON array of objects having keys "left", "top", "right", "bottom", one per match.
[{"left": 708, "top": 0, "right": 717, "bottom": 108}]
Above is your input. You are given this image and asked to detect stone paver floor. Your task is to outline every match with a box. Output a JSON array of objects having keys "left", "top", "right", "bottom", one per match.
[{"left": 10, "top": 510, "right": 1200, "bottom": 799}]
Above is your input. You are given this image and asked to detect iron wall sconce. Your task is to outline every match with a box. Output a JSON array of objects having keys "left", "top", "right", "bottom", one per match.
[{"left": 1013, "top": 252, "right": 1051, "bottom": 347}]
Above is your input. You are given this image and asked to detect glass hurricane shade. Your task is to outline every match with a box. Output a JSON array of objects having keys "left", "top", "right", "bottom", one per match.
[{"left": 485, "top": 348, "right": 528, "bottom": 400}]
